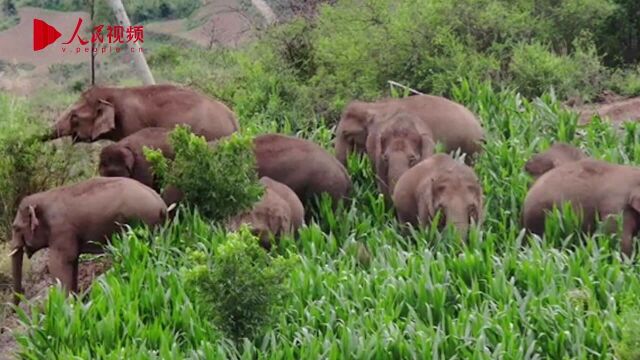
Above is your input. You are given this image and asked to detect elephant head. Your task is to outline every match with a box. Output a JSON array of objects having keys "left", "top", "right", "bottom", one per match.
[
  {"left": 525, "top": 143, "right": 587, "bottom": 179},
  {"left": 10, "top": 203, "right": 49, "bottom": 304},
  {"left": 335, "top": 101, "right": 379, "bottom": 165},
  {"left": 99, "top": 144, "right": 135, "bottom": 178},
  {"left": 376, "top": 114, "right": 434, "bottom": 196},
  {"left": 417, "top": 170, "right": 483, "bottom": 239},
  {"left": 226, "top": 207, "right": 290, "bottom": 251},
  {"left": 47, "top": 88, "right": 116, "bottom": 142}
]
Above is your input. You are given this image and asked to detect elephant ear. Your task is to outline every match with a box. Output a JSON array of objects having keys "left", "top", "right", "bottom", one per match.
[
  {"left": 629, "top": 188, "right": 640, "bottom": 213},
  {"left": 416, "top": 180, "right": 435, "bottom": 227},
  {"left": 91, "top": 99, "right": 115, "bottom": 140},
  {"left": 28, "top": 205, "right": 39, "bottom": 234},
  {"left": 120, "top": 146, "right": 136, "bottom": 172},
  {"left": 420, "top": 133, "right": 435, "bottom": 160}
]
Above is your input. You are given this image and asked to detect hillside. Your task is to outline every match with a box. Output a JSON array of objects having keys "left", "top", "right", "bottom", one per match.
[{"left": 1, "top": 0, "right": 640, "bottom": 358}]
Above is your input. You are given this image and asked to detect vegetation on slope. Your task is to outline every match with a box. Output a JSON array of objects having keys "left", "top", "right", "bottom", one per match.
[
  {"left": 9, "top": 81, "right": 640, "bottom": 358},
  {"left": 3, "top": 0, "right": 640, "bottom": 358}
]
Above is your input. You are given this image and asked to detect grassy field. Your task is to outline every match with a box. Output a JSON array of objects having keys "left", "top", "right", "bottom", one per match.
[
  {"left": 3, "top": 0, "right": 640, "bottom": 357},
  {"left": 6, "top": 81, "right": 640, "bottom": 359}
]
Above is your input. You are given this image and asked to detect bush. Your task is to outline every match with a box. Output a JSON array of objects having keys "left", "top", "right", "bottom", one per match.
[
  {"left": 184, "top": 227, "right": 297, "bottom": 341},
  {"left": 0, "top": 94, "right": 91, "bottom": 242},
  {"left": 144, "top": 126, "right": 263, "bottom": 222}
]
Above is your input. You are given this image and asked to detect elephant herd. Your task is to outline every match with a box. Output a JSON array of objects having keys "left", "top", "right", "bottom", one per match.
[{"left": 8, "top": 83, "right": 640, "bottom": 304}]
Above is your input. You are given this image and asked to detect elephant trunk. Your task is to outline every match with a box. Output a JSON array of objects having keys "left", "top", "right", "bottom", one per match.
[
  {"left": 445, "top": 202, "right": 471, "bottom": 241},
  {"left": 335, "top": 137, "right": 348, "bottom": 165},
  {"left": 386, "top": 153, "right": 410, "bottom": 197},
  {"left": 10, "top": 237, "right": 24, "bottom": 305},
  {"left": 44, "top": 109, "right": 73, "bottom": 141}
]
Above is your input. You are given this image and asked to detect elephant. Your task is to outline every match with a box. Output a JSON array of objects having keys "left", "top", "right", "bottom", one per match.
[
  {"left": 98, "top": 127, "right": 175, "bottom": 190},
  {"left": 525, "top": 143, "right": 587, "bottom": 179},
  {"left": 334, "top": 95, "right": 484, "bottom": 165},
  {"left": 253, "top": 134, "right": 352, "bottom": 208},
  {"left": 10, "top": 177, "right": 167, "bottom": 303},
  {"left": 365, "top": 112, "right": 435, "bottom": 198},
  {"left": 522, "top": 159, "right": 640, "bottom": 257},
  {"left": 392, "top": 154, "right": 484, "bottom": 239},
  {"left": 108, "top": 132, "right": 352, "bottom": 210},
  {"left": 226, "top": 177, "right": 305, "bottom": 250},
  {"left": 45, "top": 84, "right": 239, "bottom": 143}
]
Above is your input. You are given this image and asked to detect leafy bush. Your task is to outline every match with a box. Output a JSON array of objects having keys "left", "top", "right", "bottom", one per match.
[
  {"left": 184, "top": 227, "right": 297, "bottom": 341},
  {"left": 144, "top": 126, "right": 263, "bottom": 222},
  {"left": 0, "top": 94, "right": 91, "bottom": 242}
]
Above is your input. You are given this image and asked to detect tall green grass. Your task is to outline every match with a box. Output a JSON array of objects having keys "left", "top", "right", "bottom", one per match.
[{"left": 13, "top": 82, "right": 640, "bottom": 359}]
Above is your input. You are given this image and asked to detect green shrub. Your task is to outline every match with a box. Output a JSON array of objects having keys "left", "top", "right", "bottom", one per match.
[
  {"left": 144, "top": 126, "right": 263, "bottom": 222},
  {"left": 184, "top": 227, "right": 297, "bottom": 341},
  {"left": 0, "top": 94, "right": 91, "bottom": 242}
]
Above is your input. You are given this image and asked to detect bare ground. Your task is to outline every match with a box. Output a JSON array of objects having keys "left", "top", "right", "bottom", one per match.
[
  {"left": 0, "top": 250, "right": 112, "bottom": 359},
  {"left": 575, "top": 95, "right": 640, "bottom": 125}
]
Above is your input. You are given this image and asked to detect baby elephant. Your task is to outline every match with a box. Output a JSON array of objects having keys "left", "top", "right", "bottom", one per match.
[
  {"left": 99, "top": 127, "right": 175, "bottom": 190},
  {"left": 393, "top": 154, "right": 484, "bottom": 239},
  {"left": 10, "top": 177, "right": 167, "bottom": 303},
  {"left": 523, "top": 159, "right": 640, "bottom": 257},
  {"left": 366, "top": 112, "right": 435, "bottom": 197},
  {"left": 525, "top": 142, "right": 587, "bottom": 179},
  {"left": 226, "top": 177, "right": 305, "bottom": 249}
]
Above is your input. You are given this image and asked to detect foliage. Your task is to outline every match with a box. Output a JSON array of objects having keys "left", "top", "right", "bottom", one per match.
[
  {"left": 184, "top": 227, "right": 297, "bottom": 341},
  {"left": 0, "top": 94, "right": 91, "bottom": 243},
  {"left": 14, "top": 81, "right": 640, "bottom": 358},
  {"left": 144, "top": 126, "right": 263, "bottom": 222}
]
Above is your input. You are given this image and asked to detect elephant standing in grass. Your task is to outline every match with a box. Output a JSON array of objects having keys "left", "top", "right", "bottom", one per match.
[
  {"left": 335, "top": 95, "right": 484, "bottom": 165},
  {"left": 226, "top": 177, "right": 304, "bottom": 250},
  {"left": 46, "top": 84, "right": 238, "bottom": 143},
  {"left": 523, "top": 159, "right": 640, "bottom": 257},
  {"left": 10, "top": 177, "right": 167, "bottom": 303},
  {"left": 393, "top": 154, "right": 484, "bottom": 240}
]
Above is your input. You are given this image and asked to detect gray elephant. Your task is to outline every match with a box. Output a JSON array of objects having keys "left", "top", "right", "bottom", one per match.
[
  {"left": 46, "top": 84, "right": 239, "bottom": 143},
  {"left": 523, "top": 158, "right": 640, "bottom": 257},
  {"left": 335, "top": 95, "right": 484, "bottom": 165},
  {"left": 392, "top": 154, "right": 484, "bottom": 239},
  {"left": 10, "top": 177, "right": 167, "bottom": 303},
  {"left": 226, "top": 177, "right": 305, "bottom": 249}
]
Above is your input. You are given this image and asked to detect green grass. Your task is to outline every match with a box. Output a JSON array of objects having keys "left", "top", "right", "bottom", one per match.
[{"left": 10, "top": 81, "right": 640, "bottom": 359}]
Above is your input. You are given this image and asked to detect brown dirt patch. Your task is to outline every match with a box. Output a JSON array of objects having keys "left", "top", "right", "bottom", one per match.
[
  {"left": 576, "top": 96, "right": 640, "bottom": 125},
  {"left": 0, "top": 249, "right": 112, "bottom": 359},
  {"left": 145, "top": 0, "right": 254, "bottom": 48}
]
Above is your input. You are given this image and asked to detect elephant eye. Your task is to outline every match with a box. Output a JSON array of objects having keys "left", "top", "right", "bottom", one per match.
[
  {"left": 70, "top": 114, "right": 79, "bottom": 127},
  {"left": 408, "top": 155, "right": 418, "bottom": 166},
  {"left": 382, "top": 154, "right": 389, "bottom": 163}
]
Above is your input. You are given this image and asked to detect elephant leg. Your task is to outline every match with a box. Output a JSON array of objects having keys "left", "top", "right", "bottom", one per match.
[
  {"left": 621, "top": 210, "right": 638, "bottom": 259},
  {"left": 48, "top": 239, "right": 79, "bottom": 294}
]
